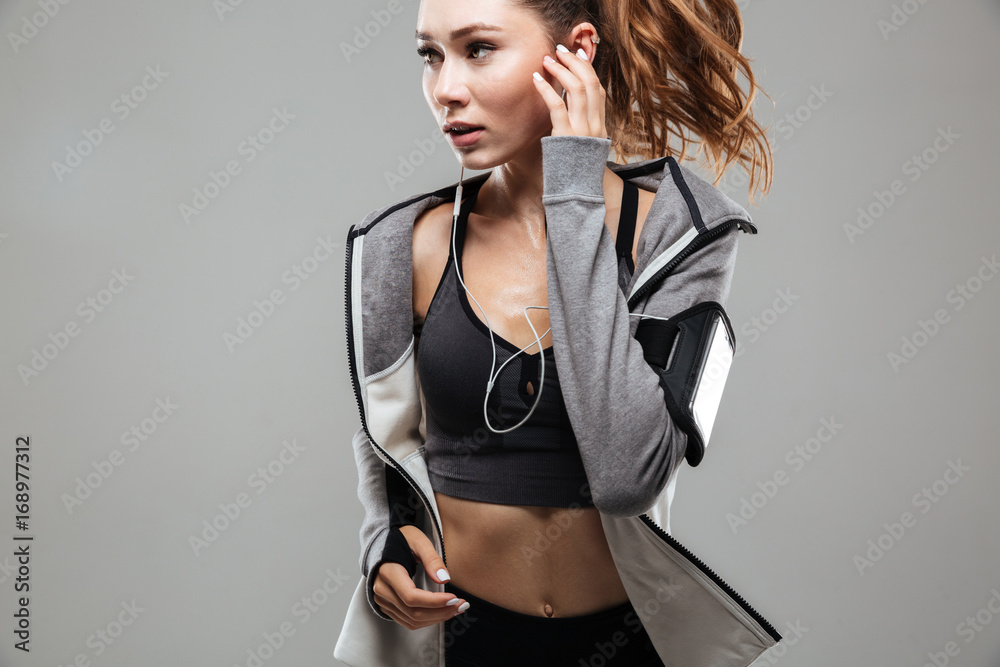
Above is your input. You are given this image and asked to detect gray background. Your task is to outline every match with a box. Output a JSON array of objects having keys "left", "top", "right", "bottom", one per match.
[{"left": 1, "top": 0, "right": 998, "bottom": 665}]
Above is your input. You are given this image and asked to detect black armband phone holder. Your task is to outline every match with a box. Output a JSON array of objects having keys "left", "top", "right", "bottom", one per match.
[{"left": 634, "top": 301, "right": 736, "bottom": 468}]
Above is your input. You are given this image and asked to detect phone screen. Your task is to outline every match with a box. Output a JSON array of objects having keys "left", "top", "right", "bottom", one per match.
[{"left": 689, "top": 314, "right": 734, "bottom": 446}]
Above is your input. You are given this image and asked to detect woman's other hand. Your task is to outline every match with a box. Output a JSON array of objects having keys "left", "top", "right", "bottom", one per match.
[
  {"left": 372, "top": 525, "right": 469, "bottom": 629},
  {"left": 532, "top": 40, "right": 607, "bottom": 139}
]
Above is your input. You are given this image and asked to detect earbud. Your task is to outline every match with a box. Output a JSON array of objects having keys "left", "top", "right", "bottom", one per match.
[{"left": 452, "top": 166, "right": 551, "bottom": 434}]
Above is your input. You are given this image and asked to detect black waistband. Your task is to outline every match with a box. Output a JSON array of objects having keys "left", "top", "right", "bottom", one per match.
[{"left": 444, "top": 580, "right": 635, "bottom": 624}]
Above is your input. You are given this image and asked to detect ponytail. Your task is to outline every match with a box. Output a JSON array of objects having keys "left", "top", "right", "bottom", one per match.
[{"left": 518, "top": 0, "right": 774, "bottom": 204}]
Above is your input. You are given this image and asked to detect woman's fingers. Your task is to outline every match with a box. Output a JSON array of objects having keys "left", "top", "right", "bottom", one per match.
[
  {"left": 545, "top": 50, "right": 587, "bottom": 134},
  {"left": 374, "top": 562, "right": 468, "bottom": 628},
  {"left": 532, "top": 69, "right": 571, "bottom": 133},
  {"left": 372, "top": 526, "right": 469, "bottom": 628},
  {"left": 533, "top": 43, "right": 607, "bottom": 138},
  {"left": 378, "top": 600, "right": 415, "bottom": 630},
  {"left": 565, "top": 45, "right": 607, "bottom": 137},
  {"left": 400, "top": 524, "right": 451, "bottom": 585}
]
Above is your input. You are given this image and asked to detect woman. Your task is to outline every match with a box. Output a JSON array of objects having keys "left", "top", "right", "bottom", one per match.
[{"left": 335, "top": 0, "right": 776, "bottom": 665}]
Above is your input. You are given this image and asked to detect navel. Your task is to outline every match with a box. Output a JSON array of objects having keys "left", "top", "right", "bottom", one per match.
[{"left": 543, "top": 602, "right": 554, "bottom": 618}]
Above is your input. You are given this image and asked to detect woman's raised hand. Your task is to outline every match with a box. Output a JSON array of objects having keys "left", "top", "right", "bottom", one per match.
[
  {"left": 532, "top": 42, "right": 608, "bottom": 140},
  {"left": 372, "top": 524, "right": 469, "bottom": 629}
]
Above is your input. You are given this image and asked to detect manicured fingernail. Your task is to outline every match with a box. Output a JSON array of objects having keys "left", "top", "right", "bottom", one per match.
[
  {"left": 544, "top": 55, "right": 555, "bottom": 64},
  {"left": 437, "top": 568, "right": 451, "bottom": 581},
  {"left": 577, "top": 48, "right": 589, "bottom": 61},
  {"left": 532, "top": 72, "right": 543, "bottom": 82},
  {"left": 556, "top": 43, "right": 570, "bottom": 53},
  {"left": 446, "top": 597, "right": 462, "bottom": 606},
  {"left": 457, "top": 601, "right": 470, "bottom": 613}
]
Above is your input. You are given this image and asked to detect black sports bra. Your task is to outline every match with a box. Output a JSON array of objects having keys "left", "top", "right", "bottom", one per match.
[{"left": 414, "top": 177, "right": 640, "bottom": 508}]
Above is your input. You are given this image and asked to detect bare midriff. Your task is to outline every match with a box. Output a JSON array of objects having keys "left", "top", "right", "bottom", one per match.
[{"left": 434, "top": 489, "right": 630, "bottom": 618}]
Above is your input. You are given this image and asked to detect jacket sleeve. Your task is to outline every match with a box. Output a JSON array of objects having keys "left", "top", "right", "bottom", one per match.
[
  {"left": 351, "top": 426, "right": 425, "bottom": 621},
  {"left": 540, "top": 134, "right": 740, "bottom": 518}
]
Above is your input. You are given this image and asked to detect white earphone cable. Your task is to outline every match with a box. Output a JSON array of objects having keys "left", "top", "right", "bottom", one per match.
[{"left": 451, "top": 167, "right": 550, "bottom": 434}]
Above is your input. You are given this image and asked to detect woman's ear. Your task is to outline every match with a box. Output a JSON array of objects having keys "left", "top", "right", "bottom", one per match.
[{"left": 565, "top": 23, "right": 599, "bottom": 63}]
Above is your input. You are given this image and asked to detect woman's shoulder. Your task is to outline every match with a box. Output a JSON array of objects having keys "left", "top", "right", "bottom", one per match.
[
  {"left": 412, "top": 198, "right": 453, "bottom": 270},
  {"left": 354, "top": 178, "right": 458, "bottom": 237},
  {"left": 411, "top": 199, "right": 455, "bottom": 329},
  {"left": 413, "top": 196, "right": 453, "bottom": 232}
]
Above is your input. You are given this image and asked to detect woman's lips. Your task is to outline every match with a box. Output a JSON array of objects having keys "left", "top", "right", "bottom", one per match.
[{"left": 447, "top": 127, "right": 484, "bottom": 147}]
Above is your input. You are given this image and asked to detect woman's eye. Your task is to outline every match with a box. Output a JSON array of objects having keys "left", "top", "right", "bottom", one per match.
[
  {"left": 416, "top": 47, "right": 439, "bottom": 64},
  {"left": 468, "top": 43, "right": 494, "bottom": 59},
  {"left": 415, "top": 43, "right": 494, "bottom": 65}
]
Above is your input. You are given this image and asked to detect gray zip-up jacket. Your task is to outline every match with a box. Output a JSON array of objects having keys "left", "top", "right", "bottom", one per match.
[{"left": 334, "top": 134, "right": 782, "bottom": 666}]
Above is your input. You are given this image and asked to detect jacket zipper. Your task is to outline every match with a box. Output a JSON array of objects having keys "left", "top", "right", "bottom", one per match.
[
  {"left": 343, "top": 225, "right": 448, "bottom": 567},
  {"left": 627, "top": 218, "right": 749, "bottom": 310},
  {"left": 627, "top": 217, "right": 780, "bottom": 643},
  {"left": 638, "top": 514, "right": 782, "bottom": 642}
]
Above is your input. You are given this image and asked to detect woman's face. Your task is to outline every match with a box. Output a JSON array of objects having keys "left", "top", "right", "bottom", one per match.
[{"left": 415, "top": 0, "right": 560, "bottom": 171}]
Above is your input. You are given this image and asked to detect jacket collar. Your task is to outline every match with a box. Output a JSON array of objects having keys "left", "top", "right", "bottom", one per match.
[{"left": 349, "top": 154, "right": 755, "bottom": 385}]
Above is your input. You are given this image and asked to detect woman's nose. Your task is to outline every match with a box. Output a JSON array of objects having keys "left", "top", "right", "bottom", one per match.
[{"left": 432, "top": 60, "right": 469, "bottom": 107}]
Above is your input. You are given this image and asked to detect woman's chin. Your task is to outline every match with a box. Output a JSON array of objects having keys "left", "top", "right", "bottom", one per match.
[
  {"left": 453, "top": 138, "right": 541, "bottom": 173},
  {"left": 454, "top": 153, "right": 497, "bottom": 173}
]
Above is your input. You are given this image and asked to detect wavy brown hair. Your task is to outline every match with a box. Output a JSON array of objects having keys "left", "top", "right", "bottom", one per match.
[{"left": 516, "top": 0, "right": 774, "bottom": 204}]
